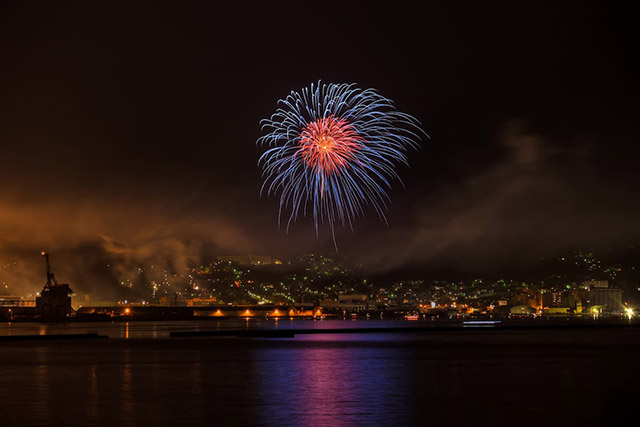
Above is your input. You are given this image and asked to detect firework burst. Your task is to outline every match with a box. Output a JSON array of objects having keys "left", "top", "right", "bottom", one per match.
[{"left": 258, "top": 81, "right": 424, "bottom": 243}]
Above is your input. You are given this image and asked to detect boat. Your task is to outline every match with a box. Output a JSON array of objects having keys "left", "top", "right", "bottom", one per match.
[{"left": 462, "top": 320, "right": 501, "bottom": 328}]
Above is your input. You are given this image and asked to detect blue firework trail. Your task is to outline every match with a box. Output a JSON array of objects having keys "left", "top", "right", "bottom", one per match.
[{"left": 258, "top": 81, "right": 425, "bottom": 246}]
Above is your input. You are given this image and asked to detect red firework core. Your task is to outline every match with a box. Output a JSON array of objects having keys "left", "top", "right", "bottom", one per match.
[{"left": 298, "top": 116, "right": 363, "bottom": 173}]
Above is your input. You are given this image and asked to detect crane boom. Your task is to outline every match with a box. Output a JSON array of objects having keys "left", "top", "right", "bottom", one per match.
[{"left": 41, "top": 251, "right": 58, "bottom": 288}]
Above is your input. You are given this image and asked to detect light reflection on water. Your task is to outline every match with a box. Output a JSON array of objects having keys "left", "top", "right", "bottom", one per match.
[
  {"left": 251, "top": 339, "right": 408, "bottom": 426},
  {"left": 0, "top": 319, "right": 441, "bottom": 339},
  {"left": 0, "top": 327, "right": 638, "bottom": 426},
  {"left": 89, "top": 364, "right": 100, "bottom": 421}
]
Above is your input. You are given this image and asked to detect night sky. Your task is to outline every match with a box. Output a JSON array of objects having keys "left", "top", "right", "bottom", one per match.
[{"left": 1, "top": 1, "right": 639, "bottom": 296}]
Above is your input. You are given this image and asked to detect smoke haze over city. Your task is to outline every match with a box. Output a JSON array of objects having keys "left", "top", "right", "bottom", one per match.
[{"left": 1, "top": 2, "right": 639, "bottom": 297}]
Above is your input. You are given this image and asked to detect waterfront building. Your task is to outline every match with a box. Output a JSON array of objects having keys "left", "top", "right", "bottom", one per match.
[{"left": 589, "top": 288, "right": 623, "bottom": 313}]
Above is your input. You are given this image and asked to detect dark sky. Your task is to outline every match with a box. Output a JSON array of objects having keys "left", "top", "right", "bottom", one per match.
[{"left": 1, "top": 1, "right": 639, "bottom": 295}]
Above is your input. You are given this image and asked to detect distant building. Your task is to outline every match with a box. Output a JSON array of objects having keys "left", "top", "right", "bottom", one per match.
[
  {"left": 589, "top": 288, "right": 622, "bottom": 313},
  {"left": 561, "top": 294, "right": 577, "bottom": 309},
  {"left": 159, "top": 296, "right": 218, "bottom": 307},
  {"left": 552, "top": 292, "right": 563, "bottom": 307},
  {"left": 546, "top": 307, "right": 571, "bottom": 315},
  {"left": 510, "top": 305, "right": 535, "bottom": 315},
  {"left": 36, "top": 253, "right": 73, "bottom": 319},
  {"left": 582, "top": 280, "right": 609, "bottom": 289},
  {"left": 338, "top": 294, "right": 368, "bottom": 304},
  {"left": 36, "top": 284, "right": 73, "bottom": 319},
  {"left": 540, "top": 291, "right": 563, "bottom": 307},
  {"left": 0, "top": 296, "right": 33, "bottom": 307},
  {"left": 321, "top": 294, "right": 370, "bottom": 311}
]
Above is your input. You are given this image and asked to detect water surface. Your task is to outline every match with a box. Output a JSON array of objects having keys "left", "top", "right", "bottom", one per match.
[{"left": 0, "top": 324, "right": 638, "bottom": 426}]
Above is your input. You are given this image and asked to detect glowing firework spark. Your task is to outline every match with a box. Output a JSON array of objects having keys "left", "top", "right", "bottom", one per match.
[
  {"left": 258, "top": 81, "right": 424, "bottom": 243},
  {"left": 298, "top": 115, "right": 363, "bottom": 175}
]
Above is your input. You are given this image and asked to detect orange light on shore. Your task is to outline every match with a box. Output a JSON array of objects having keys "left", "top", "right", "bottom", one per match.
[
  {"left": 243, "top": 309, "right": 252, "bottom": 316},
  {"left": 124, "top": 308, "right": 130, "bottom": 315},
  {"left": 213, "top": 309, "right": 223, "bottom": 316}
]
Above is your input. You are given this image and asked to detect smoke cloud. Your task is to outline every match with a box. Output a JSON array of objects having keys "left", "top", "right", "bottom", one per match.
[
  {"left": 345, "top": 122, "right": 640, "bottom": 273},
  {"left": 0, "top": 192, "right": 251, "bottom": 299}
]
